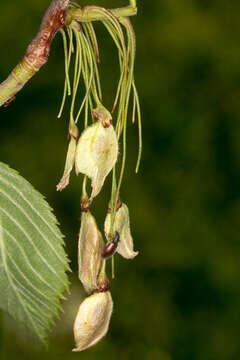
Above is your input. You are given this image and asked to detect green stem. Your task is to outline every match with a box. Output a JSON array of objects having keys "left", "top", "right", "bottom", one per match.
[
  {"left": 83, "top": 23, "right": 102, "bottom": 103},
  {"left": 0, "top": 310, "right": 2, "bottom": 345},
  {"left": 75, "top": 30, "right": 95, "bottom": 123},
  {"left": 57, "top": 28, "right": 73, "bottom": 118},
  {"left": 82, "top": 175, "right": 88, "bottom": 199},
  {"left": 111, "top": 256, "right": 115, "bottom": 279},
  {"left": 67, "top": 5, "right": 137, "bottom": 24},
  {"left": 70, "top": 24, "right": 82, "bottom": 125},
  {"left": 130, "top": 0, "right": 137, "bottom": 8},
  {"left": 0, "top": 58, "right": 37, "bottom": 107}
]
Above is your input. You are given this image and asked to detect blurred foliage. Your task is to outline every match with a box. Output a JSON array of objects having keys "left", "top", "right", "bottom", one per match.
[{"left": 1, "top": 0, "right": 240, "bottom": 359}]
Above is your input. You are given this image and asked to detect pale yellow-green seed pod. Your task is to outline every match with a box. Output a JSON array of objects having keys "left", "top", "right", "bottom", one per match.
[
  {"left": 73, "top": 291, "right": 113, "bottom": 352},
  {"left": 78, "top": 211, "right": 105, "bottom": 293},
  {"left": 56, "top": 136, "right": 77, "bottom": 191},
  {"left": 75, "top": 112, "right": 118, "bottom": 199},
  {"left": 57, "top": 122, "right": 79, "bottom": 191},
  {"left": 104, "top": 203, "right": 139, "bottom": 259}
]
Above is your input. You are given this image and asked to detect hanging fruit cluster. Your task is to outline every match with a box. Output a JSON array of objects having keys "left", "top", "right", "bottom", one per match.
[{"left": 56, "top": 1, "right": 141, "bottom": 351}]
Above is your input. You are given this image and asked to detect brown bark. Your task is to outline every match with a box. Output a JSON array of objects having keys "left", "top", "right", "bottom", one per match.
[{"left": 25, "top": 0, "right": 70, "bottom": 70}]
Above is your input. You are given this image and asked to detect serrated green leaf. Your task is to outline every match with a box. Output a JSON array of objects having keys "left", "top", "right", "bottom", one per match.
[{"left": 0, "top": 162, "right": 70, "bottom": 344}]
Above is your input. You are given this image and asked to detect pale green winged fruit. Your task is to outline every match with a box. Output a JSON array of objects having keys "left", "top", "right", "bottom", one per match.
[
  {"left": 57, "top": 124, "right": 79, "bottom": 191},
  {"left": 78, "top": 210, "right": 105, "bottom": 293},
  {"left": 75, "top": 106, "right": 118, "bottom": 199},
  {"left": 104, "top": 203, "right": 139, "bottom": 259},
  {"left": 73, "top": 291, "right": 113, "bottom": 352}
]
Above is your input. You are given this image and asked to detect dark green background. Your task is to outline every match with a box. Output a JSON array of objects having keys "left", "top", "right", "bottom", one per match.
[{"left": 1, "top": 1, "right": 240, "bottom": 359}]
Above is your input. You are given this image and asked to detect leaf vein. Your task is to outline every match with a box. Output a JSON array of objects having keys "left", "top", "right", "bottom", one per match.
[
  {"left": 0, "top": 183, "right": 66, "bottom": 266},
  {"left": 0, "top": 207, "right": 66, "bottom": 287}
]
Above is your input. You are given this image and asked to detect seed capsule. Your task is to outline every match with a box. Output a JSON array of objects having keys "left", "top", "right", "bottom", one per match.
[
  {"left": 102, "top": 231, "right": 120, "bottom": 259},
  {"left": 104, "top": 203, "right": 138, "bottom": 259},
  {"left": 57, "top": 124, "right": 79, "bottom": 191},
  {"left": 75, "top": 106, "right": 118, "bottom": 199},
  {"left": 78, "top": 211, "right": 104, "bottom": 293},
  {"left": 73, "top": 291, "right": 113, "bottom": 352}
]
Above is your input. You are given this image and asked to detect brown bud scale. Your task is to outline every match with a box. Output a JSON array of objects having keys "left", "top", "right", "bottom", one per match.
[
  {"left": 25, "top": 0, "right": 69, "bottom": 70},
  {"left": 95, "top": 281, "right": 111, "bottom": 293},
  {"left": 107, "top": 199, "right": 123, "bottom": 214},
  {"left": 80, "top": 198, "right": 90, "bottom": 212}
]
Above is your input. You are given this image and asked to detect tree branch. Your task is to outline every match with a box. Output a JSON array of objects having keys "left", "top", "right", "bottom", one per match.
[
  {"left": 26, "top": 0, "right": 69, "bottom": 67},
  {"left": 0, "top": 1, "right": 137, "bottom": 108},
  {"left": 0, "top": 0, "right": 70, "bottom": 107}
]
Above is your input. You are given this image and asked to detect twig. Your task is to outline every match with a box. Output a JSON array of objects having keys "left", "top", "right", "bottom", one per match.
[
  {"left": 0, "top": 0, "right": 69, "bottom": 107},
  {"left": 0, "top": 1, "right": 137, "bottom": 108},
  {"left": 67, "top": 5, "right": 137, "bottom": 23}
]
